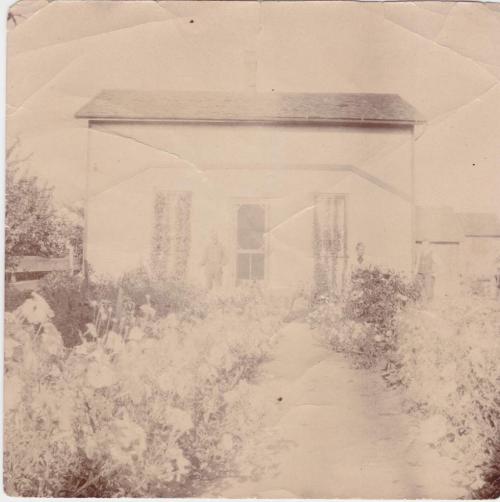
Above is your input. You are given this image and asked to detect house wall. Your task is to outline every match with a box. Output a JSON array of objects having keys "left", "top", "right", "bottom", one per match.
[
  {"left": 416, "top": 242, "right": 461, "bottom": 297},
  {"left": 460, "top": 237, "right": 500, "bottom": 278},
  {"left": 85, "top": 121, "right": 414, "bottom": 289}
]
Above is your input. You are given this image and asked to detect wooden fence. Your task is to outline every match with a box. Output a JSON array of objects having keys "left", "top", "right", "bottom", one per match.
[{"left": 6, "top": 253, "right": 77, "bottom": 291}]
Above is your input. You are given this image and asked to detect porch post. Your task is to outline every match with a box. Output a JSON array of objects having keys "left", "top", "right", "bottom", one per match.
[
  {"left": 410, "top": 126, "right": 416, "bottom": 274},
  {"left": 83, "top": 123, "right": 91, "bottom": 294}
]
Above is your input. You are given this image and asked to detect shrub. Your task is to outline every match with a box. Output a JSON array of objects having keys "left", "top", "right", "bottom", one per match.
[
  {"left": 310, "top": 267, "right": 420, "bottom": 367},
  {"left": 27, "top": 268, "right": 206, "bottom": 347},
  {"left": 345, "top": 267, "right": 420, "bottom": 340},
  {"left": 6, "top": 139, "right": 83, "bottom": 269},
  {"left": 4, "top": 284, "right": 32, "bottom": 312},
  {"left": 36, "top": 272, "right": 115, "bottom": 348},
  {"left": 390, "top": 298, "right": 500, "bottom": 494},
  {"left": 471, "top": 439, "right": 500, "bottom": 499},
  {"left": 4, "top": 291, "right": 278, "bottom": 497},
  {"left": 119, "top": 266, "right": 207, "bottom": 320}
]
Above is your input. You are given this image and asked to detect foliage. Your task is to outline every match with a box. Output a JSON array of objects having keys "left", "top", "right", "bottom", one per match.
[
  {"left": 389, "top": 298, "right": 500, "bottom": 494},
  {"left": 119, "top": 266, "right": 206, "bottom": 320},
  {"left": 4, "top": 284, "right": 32, "bottom": 312},
  {"left": 151, "top": 192, "right": 192, "bottom": 280},
  {"left": 312, "top": 195, "right": 345, "bottom": 298},
  {"left": 471, "top": 439, "right": 500, "bottom": 499},
  {"left": 34, "top": 272, "right": 114, "bottom": 348},
  {"left": 310, "top": 267, "right": 420, "bottom": 367},
  {"left": 345, "top": 267, "right": 421, "bottom": 338},
  {"left": 7, "top": 268, "right": 205, "bottom": 348},
  {"left": 4, "top": 291, "right": 279, "bottom": 497},
  {"left": 5, "top": 139, "right": 83, "bottom": 269}
]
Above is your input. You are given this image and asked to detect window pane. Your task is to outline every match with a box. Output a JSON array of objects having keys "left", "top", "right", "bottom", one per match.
[
  {"left": 237, "top": 253, "right": 251, "bottom": 280},
  {"left": 237, "top": 204, "right": 265, "bottom": 249},
  {"left": 251, "top": 254, "right": 265, "bottom": 280}
]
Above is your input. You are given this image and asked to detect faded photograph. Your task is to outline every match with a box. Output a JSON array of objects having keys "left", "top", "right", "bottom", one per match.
[{"left": 3, "top": 1, "right": 500, "bottom": 499}]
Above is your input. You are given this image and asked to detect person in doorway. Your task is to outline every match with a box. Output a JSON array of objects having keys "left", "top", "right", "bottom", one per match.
[
  {"left": 349, "top": 242, "right": 373, "bottom": 275},
  {"left": 416, "top": 240, "right": 435, "bottom": 302},
  {"left": 355, "top": 242, "right": 366, "bottom": 267},
  {"left": 201, "top": 232, "right": 227, "bottom": 291},
  {"left": 494, "top": 262, "right": 500, "bottom": 300}
]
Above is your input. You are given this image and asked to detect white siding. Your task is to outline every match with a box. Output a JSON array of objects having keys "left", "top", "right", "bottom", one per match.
[{"left": 86, "top": 121, "right": 414, "bottom": 289}]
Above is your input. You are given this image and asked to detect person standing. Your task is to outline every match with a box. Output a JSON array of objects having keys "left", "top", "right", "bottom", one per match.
[
  {"left": 417, "top": 240, "right": 435, "bottom": 302},
  {"left": 201, "top": 232, "right": 227, "bottom": 291},
  {"left": 349, "top": 242, "right": 374, "bottom": 275}
]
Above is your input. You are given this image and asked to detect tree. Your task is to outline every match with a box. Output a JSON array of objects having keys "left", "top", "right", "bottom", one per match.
[{"left": 5, "top": 139, "right": 83, "bottom": 269}]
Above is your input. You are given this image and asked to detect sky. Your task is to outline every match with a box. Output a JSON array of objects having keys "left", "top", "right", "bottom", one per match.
[{"left": 6, "top": 0, "right": 500, "bottom": 216}]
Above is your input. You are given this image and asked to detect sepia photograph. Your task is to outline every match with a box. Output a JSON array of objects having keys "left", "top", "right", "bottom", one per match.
[{"left": 3, "top": 0, "right": 500, "bottom": 499}]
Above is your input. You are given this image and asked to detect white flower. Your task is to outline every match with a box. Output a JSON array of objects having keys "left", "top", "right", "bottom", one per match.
[
  {"left": 139, "top": 303, "right": 156, "bottom": 319},
  {"left": 84, "top": 323, "right": 98, "bottom": 339},
  {"left": 14, "top": 292, "right": 54, "bottom": 325},
  {"left": 40, "top": 325, "right": 64, "bottom": 356},
  {"left": 105, "top": 331, "right": 124, "bottom": 353},
  {"left": 98, "top": 306, "right": 108, "bottom": 321},
  {"left": 169, "top": 447, "right": 190, "bottom": 481},
  {"left": 108, "top": 413, "right": 147, "bottom": 465}
]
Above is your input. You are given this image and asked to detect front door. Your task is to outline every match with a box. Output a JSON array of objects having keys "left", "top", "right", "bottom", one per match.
[{"left": 235, "top": 203, "right": 267, "bottom": 284}]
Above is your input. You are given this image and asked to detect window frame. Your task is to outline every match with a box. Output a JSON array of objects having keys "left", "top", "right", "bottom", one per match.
[{"left": 232, "top": 198, "right": 270, "bottom": 284}]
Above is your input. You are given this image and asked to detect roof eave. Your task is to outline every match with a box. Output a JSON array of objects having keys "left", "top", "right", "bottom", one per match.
[{"left": 76, "top": 115, "right": 424, "bottom": 127}]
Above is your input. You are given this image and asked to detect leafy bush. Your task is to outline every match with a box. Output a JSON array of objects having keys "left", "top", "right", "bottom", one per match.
[
  {"left": 13, "top": 268, "right": 207, "bottom": 348},
  {"left": 5, "top": 139, "right": 83, "bottom": 269},
  {"left": 471, "top": 439, "right": 500, "bottom": 499},
  {"left": 345, "top": 267, "right": 421, "bottom": 339},
  {"left": 34, "top": 272, "right": 115, "bottom": 347},
  {"left": 119, "top": 266, "right": 207, "bottom": 320},
  {"left": 310, "top": 267, "right": 420, "bottom": 367},
  {"left": 4, "top": 291, "right": 278, "bottom": 497},
  {"left": 4, "top": 284, "right": 32, "bottom": 312},
  {"left": 390, "top": 298, "right": 500, "bottom": 494}
]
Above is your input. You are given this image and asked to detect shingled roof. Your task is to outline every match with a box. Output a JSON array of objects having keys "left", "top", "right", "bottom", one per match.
[
  {"left": 76, "top": 90, "right": 424, "bottom": 125},
  {"left": 458, "top": 212, "right": 500, "bottom": 237}
]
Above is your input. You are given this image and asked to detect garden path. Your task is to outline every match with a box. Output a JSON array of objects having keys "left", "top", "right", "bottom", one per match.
[{"left": 209, "top": 321, "right": 465, "bottom": 499}]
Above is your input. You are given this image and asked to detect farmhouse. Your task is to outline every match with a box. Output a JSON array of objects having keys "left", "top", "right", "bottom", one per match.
[{"left": 76, "top": 91, "right": 424, "bottom": 292}]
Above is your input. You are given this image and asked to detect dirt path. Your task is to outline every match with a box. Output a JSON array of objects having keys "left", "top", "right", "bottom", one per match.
[{"left": 209, "top": 322, "right": 465, "bottom": 499}]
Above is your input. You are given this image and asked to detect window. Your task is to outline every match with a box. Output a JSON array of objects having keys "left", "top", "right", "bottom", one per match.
[{"left": 236, "top": 203, "right": 266, "bottom": 282}]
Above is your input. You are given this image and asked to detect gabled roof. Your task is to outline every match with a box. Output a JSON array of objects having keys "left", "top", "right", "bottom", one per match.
[
  {"left": 416, "top": 206, "right": 464, "bottom": 243},
  {"left": 76, "top": 90, "right": 424, "bottom": 125},
  {"left": 458, "top": 212, "right": 500, "bottom": 237}
]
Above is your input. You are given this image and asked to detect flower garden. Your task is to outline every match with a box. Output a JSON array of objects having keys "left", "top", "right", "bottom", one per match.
[
  {"left": 4, "top": 267, "right": 500, "bottom": 498},
  {"left": 4, "top": 274, "right": 284, "bottom": 497}
]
